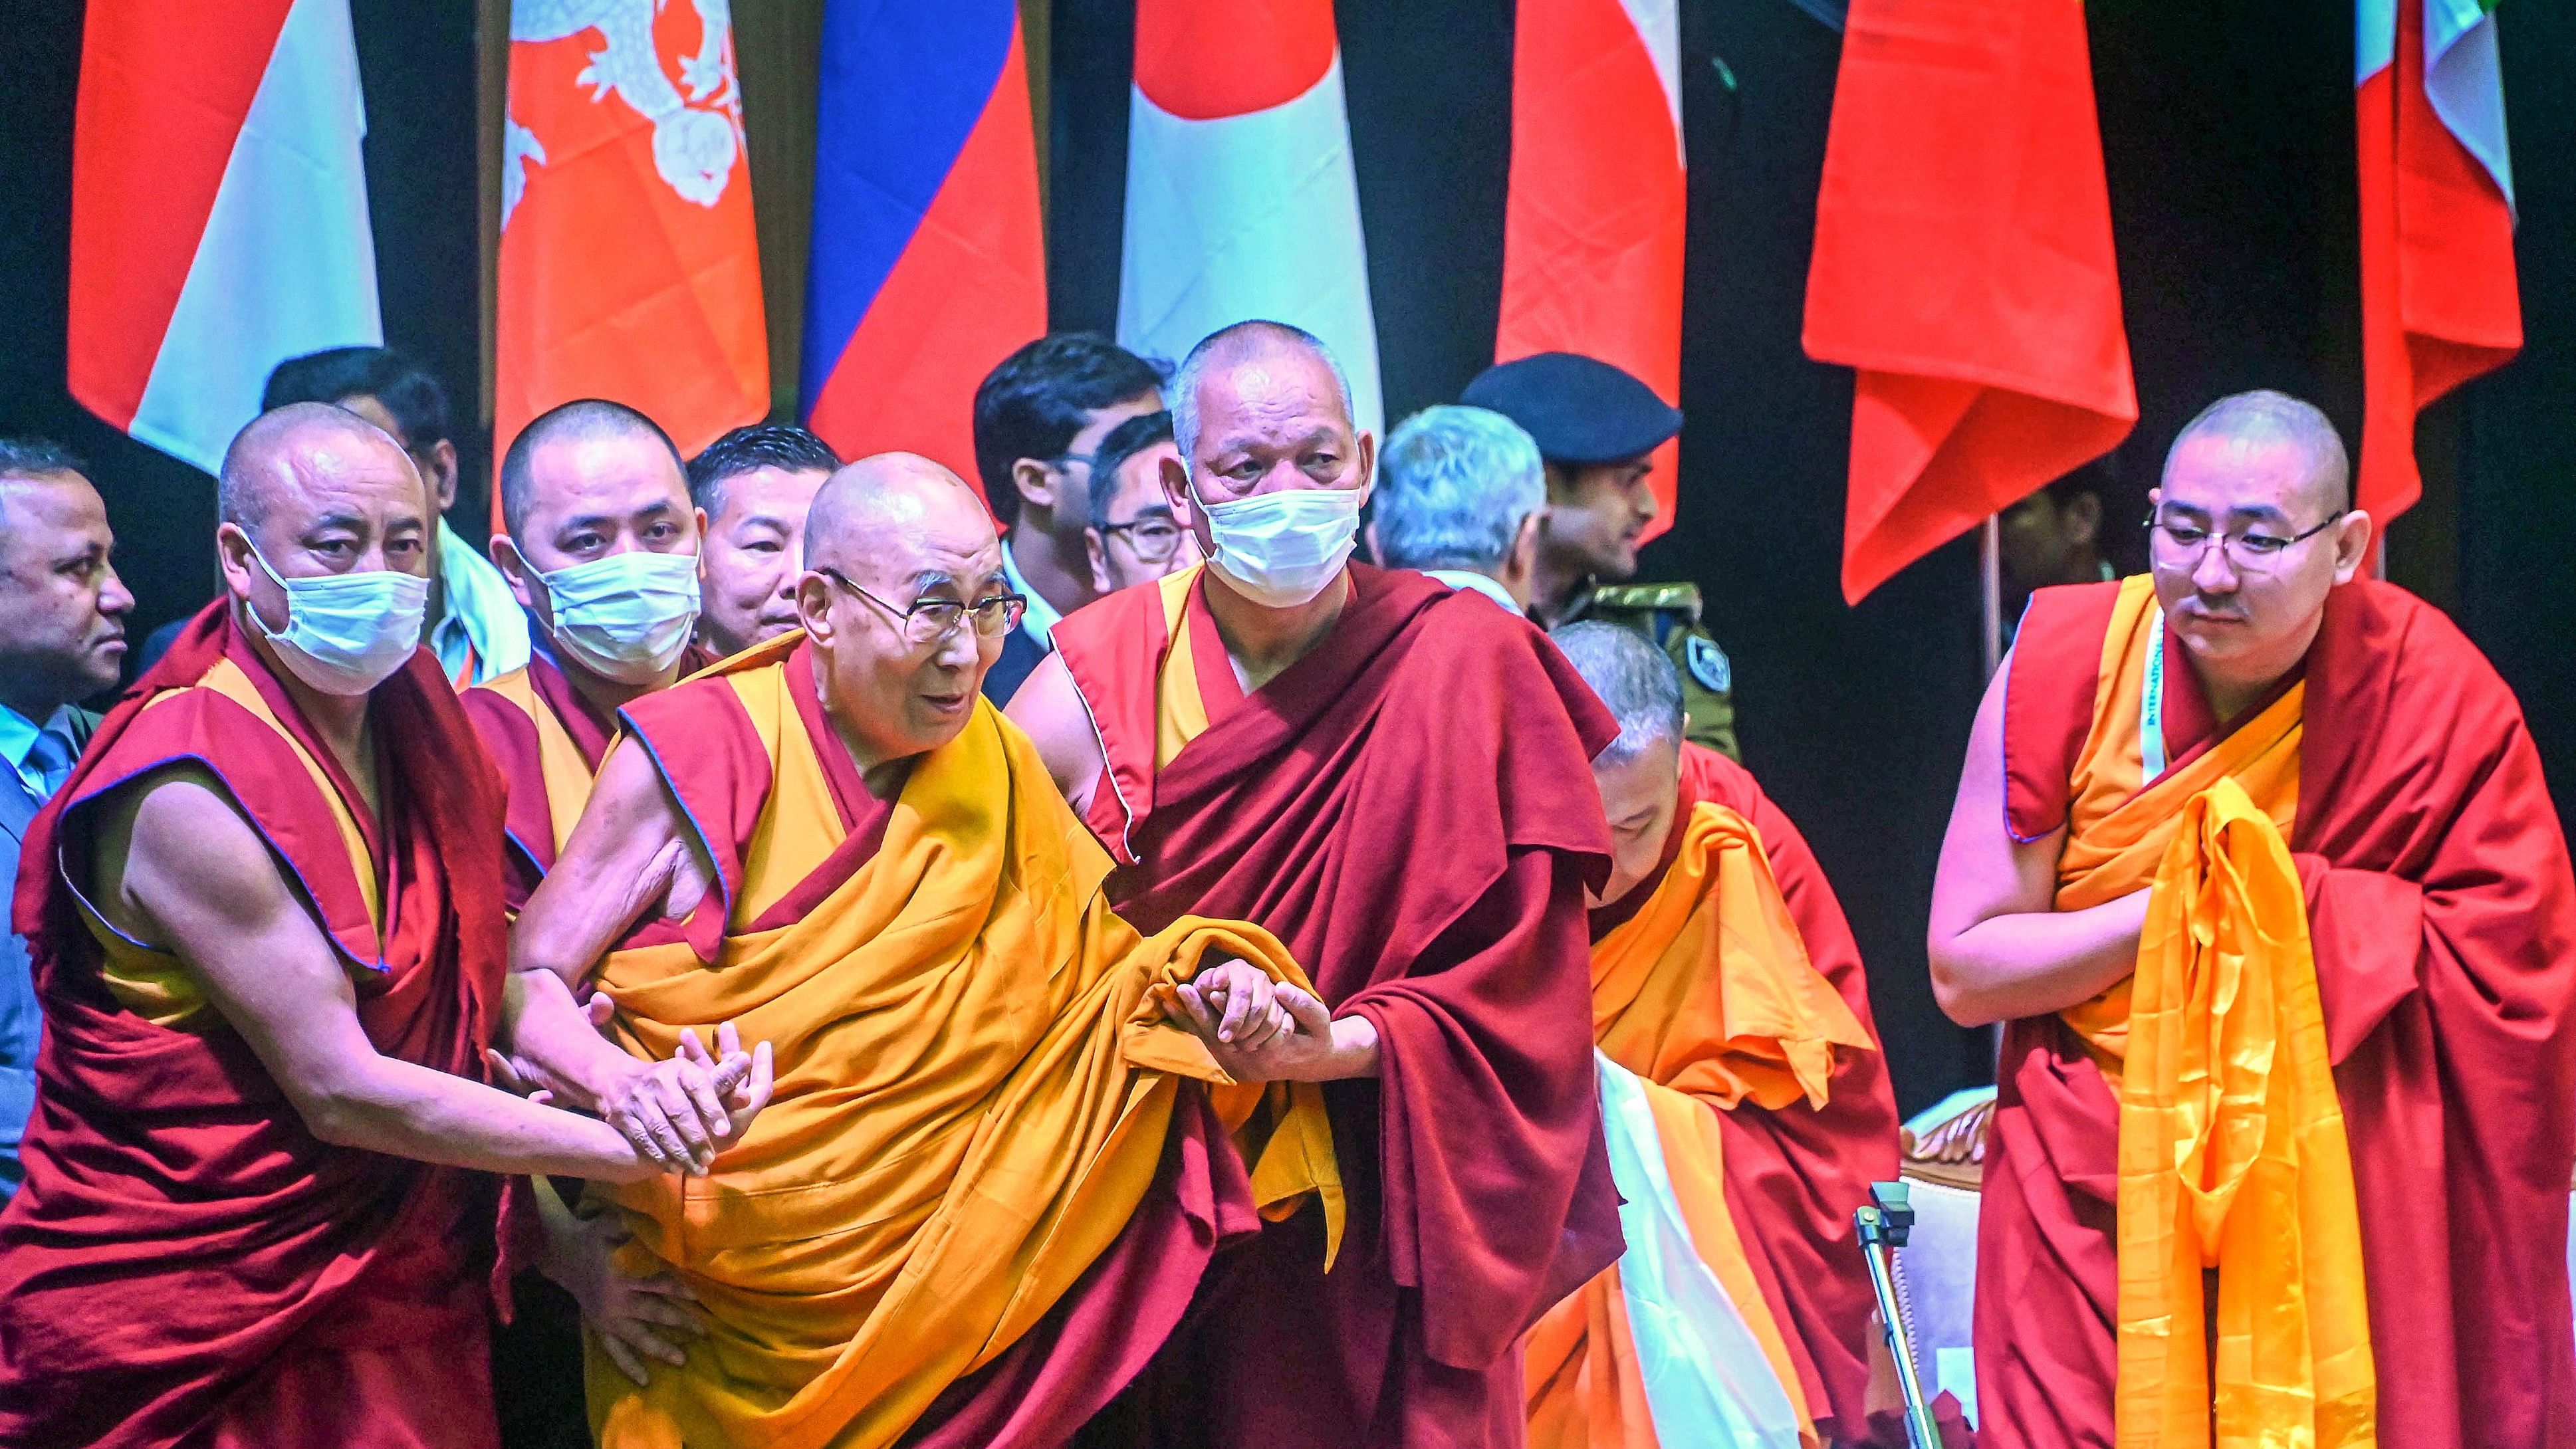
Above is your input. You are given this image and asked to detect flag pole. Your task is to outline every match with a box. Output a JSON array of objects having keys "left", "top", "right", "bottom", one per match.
[{"left": 1980, "top": 514, "right": 2003, "bottom": 680}]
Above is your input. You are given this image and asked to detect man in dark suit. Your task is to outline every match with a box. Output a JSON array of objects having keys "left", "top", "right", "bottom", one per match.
[{"left": 0, "top": 440, "right": 133, "bottom": 1193}]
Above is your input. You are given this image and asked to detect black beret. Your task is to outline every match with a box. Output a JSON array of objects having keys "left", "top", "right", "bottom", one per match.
[{"left": 1461, "top": 353, "right": 1683, "bottom": 465}]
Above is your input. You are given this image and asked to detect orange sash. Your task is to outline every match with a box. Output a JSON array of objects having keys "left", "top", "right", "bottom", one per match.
[
  {"left": 585, "top": 653, "right": 1338, "bottom": 1449},
  {"left": 1526, "top": 802, "right": 1878, "bottom": 1449},
  {"left": 2055, "top": 576, "right": 2373, "bottom": 1449}
]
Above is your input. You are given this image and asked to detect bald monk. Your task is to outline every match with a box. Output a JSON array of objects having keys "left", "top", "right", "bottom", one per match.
[
  {"left": 1010, "top": 320, "right": 1623, "bottom": 1447},
  {"left": 501, "top": 453, "right": 1337, "bottom": 1449},
  {"left": 463, "top": 399, "right": 711, "bottom": 910},
  {"left": 0, "top": 405, "right": 764, "bottom": 1449},
  {"left": 1929, "top": 390, "right": 2576, "bottom": 1449},
  {"left": 1528, "top": 622, "right": 1899, "bottom": 1449}
]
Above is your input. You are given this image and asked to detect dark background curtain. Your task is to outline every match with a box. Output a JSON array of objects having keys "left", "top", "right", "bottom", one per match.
[{"left": 2, "top": 0, "right": 2567, "bottom": 1113}]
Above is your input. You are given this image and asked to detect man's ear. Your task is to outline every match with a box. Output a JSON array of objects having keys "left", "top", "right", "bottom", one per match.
[
  {"left": 489, "top": 533, "right": 536, "bottom": 610},
  {"left": 2330, "top": 509, "right": 2375, "bottom": 585},
  {"left": 2065, "top": 491, "right": 2103, "bottom": 549},
  {"left": 426, "top": 440, "right": 460, "bottom": 513},
  {"left": 1352, "top": 431, "right": 1376, "bottom": 495},
  {"left": 794, "top": 572, "right": 837, "bottom": 643},
  {"left": 1085, "top": 528, "right": 1113, "bottom": 596},
  {"left": 1161, "top": 456, "right": 1209, "bottom": 550},
  {"left": 1011, "top": 457, "right": 1057, "bottom": 516},
  {"left": 1500, "top": 512, "right": 1544, "bottom": 607},
  {"left": 1363, "top": 520, "right": 1382, "bottom": 566}
]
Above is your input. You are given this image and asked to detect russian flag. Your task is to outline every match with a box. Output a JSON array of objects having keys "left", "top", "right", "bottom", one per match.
[
  {"left": 68, "top": 0, "right": 381, "bottom": 475},
  {"left": 800, "top": 0, "right": 1047, "bottom": 504},
  {"left": 1496, "top": 0, "right": 1688, "bottom": 541},
  {"left": 1119, "top": 0, "right": 1383, "bottom": 439},
  {"left": 2355, "top": 0, "right": 2519, "bottom": 524}
]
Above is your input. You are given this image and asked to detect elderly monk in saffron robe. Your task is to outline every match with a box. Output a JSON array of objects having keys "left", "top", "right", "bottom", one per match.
[
  {"left": 1928, "top": 390, "right": 2576, "bottom": 1449},
  {"left": 1009, "top": 320, "right": 1624, "bottom": 1448},
  {"left": 1526, "top": 622, "right": 1899, "bottom": 1449},
  {"left": 501, "top": 453, "right": 1336, "bottom": 1449},
  {"left": 0, "top": 405, "right": 761, "bottom": 1449},
  {"left": 461, "top": 399, "right": 715, "bottom": 912}
]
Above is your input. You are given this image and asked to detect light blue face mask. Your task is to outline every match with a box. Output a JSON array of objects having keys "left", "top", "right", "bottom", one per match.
[
  {"left": 1188, "top": 479, "right": 1367, "bottom": 608},
  {"left": 247, "top": 545, "right": 430, "bottom": 696},
  {"left": 536, "top": 549, "right": 702, "bottom": 685}
]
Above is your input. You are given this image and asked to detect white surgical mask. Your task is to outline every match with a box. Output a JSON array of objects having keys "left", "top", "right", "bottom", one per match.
[
  {"left": 247, "top": 546, "right": 429, "bottom": 697},
  {"left": 536, "top": 550, "right": 702, "bottom": 685},
  {"left": 1190, "top": 480, "right": 1365, "bottom": 608}
]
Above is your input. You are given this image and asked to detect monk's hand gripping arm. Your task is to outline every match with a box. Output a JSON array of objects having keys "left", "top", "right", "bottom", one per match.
[
  {"left": 104, "top": 769, "right": 677, "bottom": 1183},
  {"left": 503, "top": 740, "right": 772, "bottom": 1173},
  {"left": 1169, "top": 973, "right": 1381, "bottom": 1083},
  {"left": 1925, "top": 654, "right": 2154, "bottom": 1026},
  {"left": 532, "top": 1174, "right": 704, "bottom": 1387}
]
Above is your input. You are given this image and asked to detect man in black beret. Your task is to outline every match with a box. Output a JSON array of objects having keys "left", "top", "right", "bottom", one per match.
[{"left": 1462, "top": 352, "right": 1739, "bottom": 760}]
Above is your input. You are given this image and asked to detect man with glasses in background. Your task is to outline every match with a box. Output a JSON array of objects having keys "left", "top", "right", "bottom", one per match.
[
  {"left": 1082, "top": 410, "right": 1200, "bottom": 597},
  {"left": 1926, "top": 390, "right": 2576, "bottom": 1449}
]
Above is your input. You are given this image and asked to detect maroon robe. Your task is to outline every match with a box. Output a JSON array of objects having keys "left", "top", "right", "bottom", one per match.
[
  {"left": 1978, "top": 577, "right": 2576, "bottom": 1448},
  {"left": 612, "top": 639, "right": 1272, "bottom": 1449},
  {"left": 0, "top": 603, "right": 515, "bottom": 1449},
  {"left": 1052, "top": 564, "right": 1625, "bottom": 1448}
]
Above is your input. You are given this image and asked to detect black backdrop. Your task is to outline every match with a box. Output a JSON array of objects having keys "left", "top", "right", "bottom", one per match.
[{"left": 3, "top": 1, "right": 2569, "bottom": 1114}]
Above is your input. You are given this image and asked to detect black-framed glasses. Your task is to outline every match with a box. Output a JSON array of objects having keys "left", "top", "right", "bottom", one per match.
[
  {"left": 2144, "top": 509, "right": 2345, "bottom": 574},
  {"left": 815, "top": 567, "right": 1026, "bottom": 645},
  {"left": 1096, "top": 514, "right": 1188, "bottom": 563}
]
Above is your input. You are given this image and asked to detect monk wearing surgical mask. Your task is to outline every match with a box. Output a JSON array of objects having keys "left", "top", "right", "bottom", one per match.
[
  {"left": 464, "top": 400, "right": 715, "bottom": 914},
  {"left": 1010, "top": 320, "right": 1623, "bottom": 1447},
  {"left": 0, "top": 405, "right": 770, "bottom": 1449}
]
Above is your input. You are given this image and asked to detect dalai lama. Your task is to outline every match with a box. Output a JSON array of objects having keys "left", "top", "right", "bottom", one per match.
[
  {"left": 1927, "top": 390, "right": 2576, "bottom": 1449},
  {"left": 497, "top": 453, "right": 1339, "bottom": 1449},
  {"left": 1010, "top": 320, "right": 1625, "bottom": 1446}
]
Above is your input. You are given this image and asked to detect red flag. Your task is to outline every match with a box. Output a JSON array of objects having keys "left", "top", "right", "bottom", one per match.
[
  {"left": 2355, "top": 0, "right": 2520, "bottom": 524},
  {"left": 495, "top": 0, "right": 768, "bottom": 493},
  {"left": 1496, "top": 0, "right": 1687, "bottom": 540},
  {"left": 1804, "top": 0, "right": 2136, "bottom": 604}
]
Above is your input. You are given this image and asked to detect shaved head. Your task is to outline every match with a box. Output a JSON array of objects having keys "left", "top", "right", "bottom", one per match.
[
  {"left": 2163, "top": 390, "right": 2350, "bottom": 515},
  {"left": 219, "top": 402, "right": 417, "bottom": 539},
  {"left": 499, "top": 399, "right": 683, "bottom": 538},
  {"left": 802, "top": 453, "right": 996, "bottom": 582},
  {"left": 1170, "top": 320, "right": 1355, "bottom": 462}
]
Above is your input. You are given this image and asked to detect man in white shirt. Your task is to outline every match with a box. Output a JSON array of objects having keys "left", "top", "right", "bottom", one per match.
[
  {"left": 0, "top": 439, "right": 133, "bottom": 1193},
  {"left": 1367, "top": 404, "right": 1547, "bottom": 614}
]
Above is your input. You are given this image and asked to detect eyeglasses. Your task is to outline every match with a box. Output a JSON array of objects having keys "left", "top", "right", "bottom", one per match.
[
  {"left": 1096, "top": 515, "right": 1188, "bottom": 563},
  {"left": 2144, "top": 509, "right": 2344, "bottom": 574},
  {"left": 815, "top": 568, "right": 1026, "bottom": 646}
]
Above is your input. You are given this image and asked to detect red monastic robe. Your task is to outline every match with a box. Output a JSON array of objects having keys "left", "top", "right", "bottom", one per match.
[
  {"left": 1578, "top": 743, "right": 1904, "bottom": 1446},
  {"left": 1978, "top": 577, "right": 2576, "bottom": 1448},
  {"left": 1050, "top": 564, "right": 1626, "bottom": 1447},
  {"left": 0, "top": 604, "right": 515, "bottom": 1449}
]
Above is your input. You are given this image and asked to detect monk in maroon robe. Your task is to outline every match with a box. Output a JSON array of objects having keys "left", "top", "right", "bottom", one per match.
[
  {"left": 1011, "top": 321, "right": 1624, "bottom": 1447},
  {"left": 1929, "top": 391, "right": 2576, "bottom": 1448},
  {"left": 0, "top": 406, "right": 765, "bottom": 1449}
]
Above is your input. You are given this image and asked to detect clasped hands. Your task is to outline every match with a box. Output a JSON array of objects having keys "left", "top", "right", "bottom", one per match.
[
  {"left": 489, "top": 994, "right": 774, "bottom": 1176},
  {"left": 1161, "top": 957, "right": 1380, "bottom": 1082}
]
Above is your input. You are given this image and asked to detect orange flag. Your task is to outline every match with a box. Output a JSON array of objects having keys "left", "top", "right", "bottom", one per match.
[
  {"left": 1804, "top": 0, "right": 2137, "bottom": 604},
  {"left": 496, "top": 0, "right": 768, "bottom": 490}
]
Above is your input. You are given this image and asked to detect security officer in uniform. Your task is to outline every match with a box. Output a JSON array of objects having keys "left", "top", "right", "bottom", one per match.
[{"left": 1462, "top": 352, "right": 1739, "bottom": 760}]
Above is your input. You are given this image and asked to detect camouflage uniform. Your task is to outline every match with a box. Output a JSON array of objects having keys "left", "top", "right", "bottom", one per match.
[{"left": 1560, "top": 580, "right": 1739, "bottom": 761}]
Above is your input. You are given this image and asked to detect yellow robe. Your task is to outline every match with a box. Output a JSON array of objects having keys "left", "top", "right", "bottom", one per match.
[
  {"left": 583, "top": 638, "right": 1336, "bottom": 1449},
  {"left": 2053, "top": 576, "right": 2373, "bottom": 1449}
]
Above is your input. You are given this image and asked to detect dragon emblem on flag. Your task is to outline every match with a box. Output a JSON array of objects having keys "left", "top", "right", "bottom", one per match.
[{"left": 503, "top": 0, "right": 745, "bottom": 228}]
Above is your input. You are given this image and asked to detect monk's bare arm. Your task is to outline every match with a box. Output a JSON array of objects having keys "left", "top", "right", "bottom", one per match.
[
  {"left": 102, "top": 770, "right": 663, "bottom": 1182},
  {"left": 1926, "top": 654, "right": 2151, "bottom": 1027},
  {"left": 505, "top": 740, "right": 747, "bottom": 1169},
  {"left": 1005, "top": 653, "right": 1105, "bottom": 814}
]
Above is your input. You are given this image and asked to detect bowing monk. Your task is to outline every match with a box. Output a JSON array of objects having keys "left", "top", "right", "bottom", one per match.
[
  {"left": 0, "top": 405, "right": 762, "bottom": 1449},
  {"left": 1010, "top": 320, "right": 1624, "bottom": 1447},
  {"left": 1529, "top": 622, "right": 1899, "bottom": 1449},
  {"left": 1928, "top": 390, "right": 2576, "bottom": 1449},
  {"left": 501, "top": 453, "right": 1336, "bottom": 1449},
  {"left": 462, "top": 399, "right": 709, "bottom": 910}
]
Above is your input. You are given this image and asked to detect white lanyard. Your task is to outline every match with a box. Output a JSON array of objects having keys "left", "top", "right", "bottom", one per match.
[{"left": 2140, "top": 603, "right": 2168, "bottom": 782}]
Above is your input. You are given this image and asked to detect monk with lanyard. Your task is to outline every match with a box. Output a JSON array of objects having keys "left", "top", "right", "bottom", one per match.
[
  {"left": 1929, "top": 390, "right": 2576, "bottom": 1448},
  {"left": 0, "top": 405, "right": 766, "bottom": 1449},
  {"left": 500, "top": 453, "right": 1336, "bottom": 1449},
  {"left": 1528, "top": 621, "right": 1901, "bottom": 1449},
  {"left": 1011, "top": 320, "right": 1623, "bottom": 1448}
]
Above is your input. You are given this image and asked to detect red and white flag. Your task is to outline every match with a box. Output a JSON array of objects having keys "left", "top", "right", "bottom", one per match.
[
  {"left": 1119, "top": 0, "right": 1383, "bottom": 437},
  {"left": 1496, "top": 0, "right": 1687, "bottom": 540},
  {"left": 497, "top": 0, "right": 768, "bottom": 473},
  {"left": 68, "top": 0, "right": 382, "bottom": 474},
  {"left": 2356, "top": 0, "right": 2519, "bottom": 523}
]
